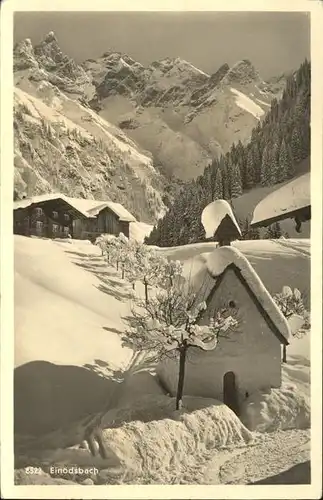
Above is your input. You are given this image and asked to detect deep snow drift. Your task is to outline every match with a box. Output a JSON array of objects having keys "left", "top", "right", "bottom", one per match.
[{"left": 14, "top": 235, "right": 311, "bottom": 485}]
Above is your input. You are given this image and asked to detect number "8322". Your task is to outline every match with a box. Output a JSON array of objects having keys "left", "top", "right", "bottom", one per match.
[{"left": 24, "top": 466, "right": 42, "bottom": 474}]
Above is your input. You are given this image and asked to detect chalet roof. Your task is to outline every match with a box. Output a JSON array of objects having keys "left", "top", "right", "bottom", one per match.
[
  {"left": 194, "top": 246, "right": 290, "bottom": 344},
  {"left": 86, "top": 201, "right": 136, "bottom": 222},
  {"left": 13, "top": 193, "right": 90, "bottom": 218},
  {"left": 13, "top": 193, "right": 136, "bottom": 222},
  {"left": 251, "top": 173, "right": 310, "bottom": 228}
]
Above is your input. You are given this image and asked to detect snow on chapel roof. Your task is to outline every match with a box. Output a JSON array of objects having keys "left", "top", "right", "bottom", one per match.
[
  {"left": 201, "top": 200, "right": 241, "bottom": 240},
  {"left": 205, "top": 246, "right": 291, "bottom": 343}
]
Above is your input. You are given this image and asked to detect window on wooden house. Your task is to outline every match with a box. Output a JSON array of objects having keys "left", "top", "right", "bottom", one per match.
[
  {"left": 34, "top": 207, "right": 43, "bottom": 216},
  {"left": 52, "top": 211, "right": 58, "bottom": 219},
  {"left": 35, "top": 221, "right": 43, "bottom": 230},
  {"left": 64, "top": 213, "right": 70, "bottom": 221},
  {"left": 63, "top": 226, "right": 69, "bottom": 234},
  {"left": 52, "top": 224, "right": 59, "bottom": 233}
]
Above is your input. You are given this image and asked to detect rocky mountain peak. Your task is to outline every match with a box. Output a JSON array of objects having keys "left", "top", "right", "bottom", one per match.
[
  {"left": 14, "top": 31, "right": 95, "bottom": 99},
  {"left": 209, "top": 63, "right": 230, "bottom": 86},
  {"left": 222, "top": 59, "right": 260, "bottom": 85},
  {"left": 43, "top": 30, "right": 58, "bottom": 43},
  {"left": 14, "top": 38, "right": 39, "bottom": 71},
  {"left": 33, "top": 31, "right": 64, "bottom": 67}
]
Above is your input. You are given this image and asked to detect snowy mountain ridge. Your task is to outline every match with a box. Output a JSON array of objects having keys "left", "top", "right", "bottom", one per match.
[{"left": 14, "top": 32, "right": 288, "bottom": 181}]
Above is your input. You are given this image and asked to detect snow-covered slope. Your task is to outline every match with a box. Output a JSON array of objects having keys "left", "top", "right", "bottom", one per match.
[
  {"left": 14, "top": 83, "right": 166, "bottom": 222},
  {"left": 14, "top": 235, "right": 311, "bottom": 485},
  {"left": 157, "top": 238, "right": 311, "bottom": 310},
  {"left": 230, "top": 87, "right": 265, "bottom": 120},
  {"left": 14, "top": 236, "right": 133, "bottom": 369}
]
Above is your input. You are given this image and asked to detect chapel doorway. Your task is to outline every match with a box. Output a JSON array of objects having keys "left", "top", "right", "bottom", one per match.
[{"left": 223, "top": 371, "right": 239, "bottom": 416}]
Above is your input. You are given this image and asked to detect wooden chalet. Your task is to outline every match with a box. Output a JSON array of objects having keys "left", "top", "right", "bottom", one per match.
[{"left": 13, "top": 194, "right": 136, "bottom": 240}]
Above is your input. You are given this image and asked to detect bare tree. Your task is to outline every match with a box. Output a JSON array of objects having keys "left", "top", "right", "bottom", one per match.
[{"left": 123, "top": 276, "right": 238, "bottom": 410}]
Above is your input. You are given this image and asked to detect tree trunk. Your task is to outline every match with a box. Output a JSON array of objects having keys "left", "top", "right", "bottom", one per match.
[
  {"left": 116, "top": 261, "right": 119, "bottom": 271},
  {"left": 132, "top": 282, "right": 135, "bottom": 290},
  {"left": 122, "top": 266, "right": 125, "bottom": 279},
  {"left": 144, "top": 281, "right": 149, "bottom": 305},
  {"left": 176, "top": 347, "right": 187, "bottom": 410},
  {"left": 282, "top": 344, "right": 287, "bottom": 363}
]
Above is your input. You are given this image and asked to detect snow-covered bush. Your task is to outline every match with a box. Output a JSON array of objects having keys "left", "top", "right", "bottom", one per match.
[
  {"left": 273, "top": 286, "right": 310, "bottom": 334},
  {"left": 122, "top": 244, "right": 178, "bottom": 302},
  {"left": 273, "top": 286, "right": 310, "bottom": 362},
  {"left": 95, "top": 234, "right": 117, "bottom": 256},
  {"left": 106, "top": 233, "right": 129, "bottom": 270}
]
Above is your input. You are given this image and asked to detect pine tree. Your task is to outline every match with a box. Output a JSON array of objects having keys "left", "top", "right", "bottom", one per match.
[
  {"left": 278, "top": 138, "right": 292, "bottom": 183},
  {"left": 261, "top": 145, "right": 271, "bottom": 186},
  {"left": 249, "top": 227, "right": 260, "bottom": 240},
  {"left": 245, "top": 148, "right": 255, "bottom": 189},
  {"left": 264, "top": 225, "right": 274, "bottom": 239},
  {"left": 286, "top": 142, "right": 296, "bottom": 179},
  {"left": 213, "top": 168, "right": 223, "bottom": 199},
  {"left": 251, "top": 142, "right": 262, "bottom": 184},
  {"left": 269, "top": 139, "right": 280, "bottom": 185},
  {"left": 272, "top": 222, "right": 282, "bottom": 238},
  {"left": 291, "top": 127, "right": 302, "bottom": 164},
  {"left": 224, "top": 156, "right": 233, "bottom": 198},
  {"left": 230, "top": 163, "right": 243, "bottom": 198}
]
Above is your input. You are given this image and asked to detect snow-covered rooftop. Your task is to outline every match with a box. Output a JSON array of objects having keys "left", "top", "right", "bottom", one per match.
[
  {"left": 13, "top": 193, "right": 92, "bottom": 214},
  {"left": 251, "top": 173, "right": 310, "bottom": 227},
  {"left": 201, "top": 200, "right": 242, "bottom": 240},
  {"left": 86, "top": 201, "right": 136, "bottom": 222},
  {"left": 14, "top": 193, "right": 136, "bottom": 222},
  {"left": 205, "top": 246, "right": 291, "bottom": 343}
]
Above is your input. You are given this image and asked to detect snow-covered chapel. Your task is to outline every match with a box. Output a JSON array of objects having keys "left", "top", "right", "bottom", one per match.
[{"left": 157, "top": 200, "right": 291, "bottom": 415}]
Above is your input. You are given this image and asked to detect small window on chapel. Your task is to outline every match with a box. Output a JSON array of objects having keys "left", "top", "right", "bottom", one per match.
[{"left": 229, "top": 300, "right": 237, "bottom": 308}]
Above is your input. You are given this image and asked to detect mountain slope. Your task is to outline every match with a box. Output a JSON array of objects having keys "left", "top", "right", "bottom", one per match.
[
  {"left": 146, "top": 60, "right": 310, "bottom": 245},
  {"left": 13, "top": 35, "right": 169, "bottom": 223},
  {"left": 14, "top": 84, "right": 166, "bottom": 222},
  {"left": 85, "top": 53, "right": 286, "bottom": 180}
]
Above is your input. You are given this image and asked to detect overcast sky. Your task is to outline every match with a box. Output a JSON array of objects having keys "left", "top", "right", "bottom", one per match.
[{"left": 14, "top": 11, "right": 310, "bottom": 79}]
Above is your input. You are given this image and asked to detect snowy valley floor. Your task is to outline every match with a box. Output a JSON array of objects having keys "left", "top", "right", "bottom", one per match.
[{"left": 14, "top": 236, "right": 311, "bottom": 485}]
